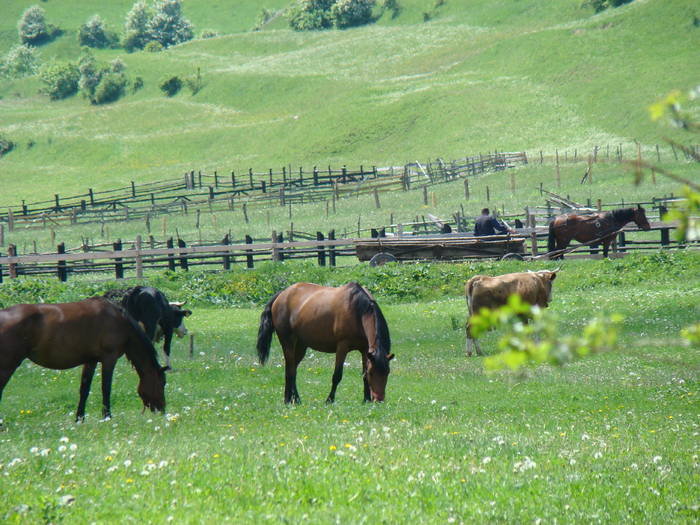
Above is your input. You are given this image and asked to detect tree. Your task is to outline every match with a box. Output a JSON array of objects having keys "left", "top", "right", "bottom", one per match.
[
  {"left": 38, "top": 61, "right": 79, "bottom": 100},
  {"left": 123, "top": 1, "right": 153, "bottom": 51},
  {"left": 18, "top": 5, "right": 50, "bottom": 45},
  {"left": 288, "top": 0, "right": 335, "bottom": 31},
  {"left": 78, "top": 15, "right": 116, "bottom": 49},
  {"left": 330, "top": 0, "right": 375, "bottom": 29},
  {"left": 148, "top": 0, "right": 194, "bottom": 48},
  {"left": 0, "top": 44, "right": 39, "bottom": 78}
]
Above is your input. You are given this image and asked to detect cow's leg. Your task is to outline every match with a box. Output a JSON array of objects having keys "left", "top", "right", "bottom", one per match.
[
  {"left": 162, "top": 326, "right": 173, "bottom": 370},
  {"left": 465, "top": 321, "right": 483, "bottom": 357},
  {"left": 100, "top": 357, "right": 118, "bottom": 420},
  {"left": 76, "top": 361, "right": 97, "bottom": 422},
  {"left": 326, "top": 344, "right": 349, "bottom": 403}
]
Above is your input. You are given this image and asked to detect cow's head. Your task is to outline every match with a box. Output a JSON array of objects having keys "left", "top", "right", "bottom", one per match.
[
  {"left": 536, "top": 268, "right": 560, "bottom": 303},
  {"left": 169, "top": 301, "right": 192, "bottom": 338}
]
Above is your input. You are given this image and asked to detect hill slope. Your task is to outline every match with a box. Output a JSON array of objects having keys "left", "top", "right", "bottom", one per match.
[{"left": 0, "top": 0, "right": 698, "bottom": 203}]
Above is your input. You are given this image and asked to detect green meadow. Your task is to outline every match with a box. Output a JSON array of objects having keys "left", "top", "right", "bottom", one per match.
[
  {"left": 0, "top": 255, "right": 699, "bottom": 523},
  {"left": 0, "top": 0, "right": 699, "bottom": 522}
]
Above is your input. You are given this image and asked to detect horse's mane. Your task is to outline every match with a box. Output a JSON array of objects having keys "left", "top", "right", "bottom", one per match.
[
  {"left": 348, "top": 283, "right": 391, "bottom": 374},
  {"left": 610, "top": 208, "right": 635, "bottom": 224}
]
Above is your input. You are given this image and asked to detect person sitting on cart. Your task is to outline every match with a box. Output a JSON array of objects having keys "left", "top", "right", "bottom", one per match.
[{"left": 474, "top": 208, "right": 513, "bottom": 236}]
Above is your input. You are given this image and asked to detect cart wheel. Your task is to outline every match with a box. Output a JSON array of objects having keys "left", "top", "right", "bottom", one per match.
[
  {"left": 500, "top": 252, "right": 524, "bottom": 261},
  {"left": 369, "top": 253, "right": 398, "bottom": 266}
]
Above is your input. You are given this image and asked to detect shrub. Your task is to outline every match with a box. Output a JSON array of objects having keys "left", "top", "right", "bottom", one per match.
[
  {"left": 148, "top": 0, "right": 194, "bottom": 48},
  {"left": 288, "top": 0, "right": 334, "bottom": 31},
  {"left": 78, "top": 51, "right": 101, "bottom": 100},
  {"left": 330, "top": 0, "right": 375, "bottom": 29},
  {"left": 144, "top": 40, "right": 163, "bottom": 52},
  {"left": 132, "top": 76, "right": 144, "bottom": 92},
  {"left": 200, "top": 29, "right": 218, "bottom": 39},
  {"left": 0, "top": 44, "right": 39, "bottom": 78},
  {"left": 18, "top": 5, "right": 50, "bottom": 44},
  {"left": 93, "top": 72, "right": 128, "bottom": 104},
  {"left": 0, "top": 137, "right": 14, "bottom": 157},
  {"left": 38, "top": 61, "right": 79, "bottom": 100},
  {"left": 582, "top": 0, "right": 633, "bottom": 13},
  {"left": 184, "top": 67, "right": 203, "bottom": 95},
  {"left": 78, "top": 15, "right": 116, "bottom": 48},
  {"left": 381, "top": 0, "right": 401, "bottom": 19},
  {"left": 159, "top": 75, "right": 182, "bottom": 96},
  {"left": 123, "top": 1, "right": 153, "bottom": 51}
]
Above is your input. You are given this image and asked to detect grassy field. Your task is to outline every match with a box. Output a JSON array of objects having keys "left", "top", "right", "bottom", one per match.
[
  {"left": 0, "top": 255, "right": 699, "bottom": 522},
  {"left": 1, "top": 0, "right": 698, "bottom": 201}
]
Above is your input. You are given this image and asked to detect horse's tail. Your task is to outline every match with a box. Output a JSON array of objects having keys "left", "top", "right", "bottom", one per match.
[
  {"left": 256, "top": 291, "right": 282, "bottom": 366},
  {"left": 547, "top": 220, "right": 557, "bottom": 254}
]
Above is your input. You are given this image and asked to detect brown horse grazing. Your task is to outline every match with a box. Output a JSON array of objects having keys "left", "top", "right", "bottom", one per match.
[
  {"left": 548, "top": 206, "right": 651, "bottom": 259},
  {"left": 0, "top": 297, "right": 166, "bottom": 422},
  {"left": 256, "top": 282, "right": 394, "bottom": 404}
]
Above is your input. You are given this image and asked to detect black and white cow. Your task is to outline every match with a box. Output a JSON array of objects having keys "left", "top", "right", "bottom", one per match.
[{"left": 105, "top": 286, "right": 192, "bottom": 369}]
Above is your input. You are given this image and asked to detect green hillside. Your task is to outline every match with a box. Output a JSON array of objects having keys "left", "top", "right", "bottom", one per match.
[{"left": 0, "top": 0, "right": 698, "bottom": 204}]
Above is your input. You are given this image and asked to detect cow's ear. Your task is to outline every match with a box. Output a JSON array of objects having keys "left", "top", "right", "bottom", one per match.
[
  {"left": 549, "top": 272, "right": 557, "bottom": 281},
  {"left": 184, "top": 309, "right": 192, "bottom": 317}
]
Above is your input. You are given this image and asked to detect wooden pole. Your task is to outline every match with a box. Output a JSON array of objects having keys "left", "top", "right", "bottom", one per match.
[
  {"left": 464, "top": 179, "right": 470, "bottom": 200},
  {"left": 135, "top": 235, "right": 143, "bottom": 279},
  {"left": 374, "top": 188, "right": 381, "bottom": 209},
  {"left": 8, "top": 244, "right": 17, "bottom": 279}
]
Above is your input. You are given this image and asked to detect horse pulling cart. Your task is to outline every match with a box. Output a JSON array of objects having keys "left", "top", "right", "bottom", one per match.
[{"left": 356, "top": 234, "right": 526, "bottom": 265}]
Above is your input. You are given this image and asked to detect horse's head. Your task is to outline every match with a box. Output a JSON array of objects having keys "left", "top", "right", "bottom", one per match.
[
  {"left": 634, "top": 205, "right": 651, "bottom": 230},
  {"left": 137, "top": 365, "right": 167, "bottom": 413},
  {"left": 365, "top": 351, "right": 394, "bottom": 402}
]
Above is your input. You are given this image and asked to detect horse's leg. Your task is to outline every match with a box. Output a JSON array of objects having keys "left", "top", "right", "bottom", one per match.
[
  {"left": 291, "top": 345, "right": 306, "bottom": 404},
  {"left": 602, "top": 237, "right": 612, "bottom": 258},
  {"left": 326, "top": 344, "right": 349, "bottom": 403},
  {"left": 76, "top": 361, "right": 97, "bottom": 422},
  {"left": 100, "top": 357, "right": 118, "bottom": 420},
  {"left": 280, "top": 336, "right": 302, "bottom": 404}
]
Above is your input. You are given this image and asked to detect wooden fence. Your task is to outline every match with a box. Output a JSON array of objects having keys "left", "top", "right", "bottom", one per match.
[
  {"left": 0, "top": 221, "right": 694, "bottom": 282},
  {"left": 0, "top": 152, "right": 528, "bottom": 231}
]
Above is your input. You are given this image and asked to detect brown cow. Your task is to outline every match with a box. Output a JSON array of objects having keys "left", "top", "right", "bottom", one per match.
[{"left": 465, "top": 269, "right": 560, "bottom": 357}]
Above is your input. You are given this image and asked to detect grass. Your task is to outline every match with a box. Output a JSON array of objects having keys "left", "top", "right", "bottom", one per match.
[
  {"left": 0, "top": 255, "right": 698, "bottom": 522},
  {"left": 1, "top": 0, "right": 698, "bottom": 202}
]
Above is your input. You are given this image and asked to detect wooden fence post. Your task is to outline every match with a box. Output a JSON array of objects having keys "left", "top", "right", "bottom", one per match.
[
  {"left": 0, "top": 224, "right": 4, "bottom": 247},
  {"left": 271, "top": 230, "right": 280, "bottom": 262},
  {"left": 316, "top": 232, "right": 326, "bottom": 267},
  {"left": 245, "top": 235, "right": 254, "bottom": 269},
  {"left": 8, "top": 244, "right": 17, "bottom": 279},
  {"left": 464, "top": 179, "right": 469, "bottom": 200},
  {"left": 530, "top": 232, "right": 538, "bottom": 256},
  {"left": 135, "top": 235, "right": 143, "bottom": 279},
  {"left": 222, "top": 234, "right": 231, "bottom": 270},
  {"left": 243, "top": 203, "right": 249, "bottom": 224},
  {"left": 374, "top": 188, "right": 381, "bottom": 209},
  {"left": 8, "top": 209, "right": 14, "bottom": 232},
  {"left": 113, "top": 240, "right": 123, "bottom": 279},
  {"left": 57, "top": 242, "right": 67, "bottom": 282},
  {"left": 660, "top": 228, "right": 670, "bottom": 248},
  {"left": 178, "top": 238, "right": 188, "bottom": 270},
  {"left": 167, "top": 237, "right": 176, "bottom": 271},
  {"left": 486, "top": 186, "right": 490, "bottom": 202},
  {"left": 423, "top": 186, "right": 428, "bottom": 205},
  {"left": 328, "top": 229, "right": 336, "bottom": 267}
]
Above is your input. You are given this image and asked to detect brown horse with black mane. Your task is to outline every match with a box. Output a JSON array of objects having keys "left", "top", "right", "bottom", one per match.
[
  {"left": 548, "top": 206, "right": 651, "bottom": 259},
  {"left": 0, "top": 297, "right": 166, "bottom": 422},
  {"left": 256, "top": 282, "right": 394, "bottom": 404}
]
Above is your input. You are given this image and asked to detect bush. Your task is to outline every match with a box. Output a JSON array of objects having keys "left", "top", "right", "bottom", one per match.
[
  {"left": 184, "top": 67, "right": 203, "bottom": 95},
  {"left": 0, "top": 137, "right": 14, "bottom": 157},
  {"left": 0, "top": 44, "right": 39, "bottom": 78},
  {"left": 78, "top": 52, "right": 101, "bottom": 100},
  {"left": 200, "top": 29, "right": 218, "bottom": 39},
  {"left": 93, "top": 72, "right": 128, "bottom": 104},
  {"left": 159, "top": 75, "right": 182, "bottom": 96},
  {"left": 122, "top": 1, "right": 153, "bottom": 51},
  {"left": 144, "top": 40, "right": 163, "bottom": 52},
  {"left": 78, "top": 15, "right": 116, "bottom": 48},
  {"left": 288, "top": 0, "right": 334, "bottom": 31},
  {"left": 18, "top": 5, "right": 50, "bottom": 44},
  {"left": 38, "top": 61, "right": 79, "bottom": 100},
  {"left": 330, "top": 0, "right": 375, "bottom": 29},
  {"left": 582, "top": 0, "right": 633, "bottom": 13},
  {"left": 148, "top": 0, "right": 194, "bottom": 48},
  {"left": 132, "top": 76, "right": 144, "bottom": 92}
]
